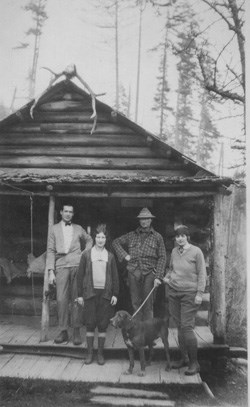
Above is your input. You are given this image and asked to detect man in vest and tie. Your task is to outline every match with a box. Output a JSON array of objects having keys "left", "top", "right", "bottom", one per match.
[{"left": 47, "top": 203, "right": 93, "bottom": 344}]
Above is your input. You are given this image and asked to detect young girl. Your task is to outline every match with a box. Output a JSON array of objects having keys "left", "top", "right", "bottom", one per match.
[{"left": 76, "top": 224, "right": 119, "bottom": 365}]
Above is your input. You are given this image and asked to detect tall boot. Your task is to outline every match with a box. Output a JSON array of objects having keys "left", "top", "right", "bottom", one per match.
[
  {"left": 97, "top": 334, "right": 106, "bottom": 365},
  {"left": 184, "top": 329, "right": 200, "bottom": 375},
  {"left": 172, "top": 328, "right": 189, "bottom": 369},
  {"left": 85, "top": 334, "right": 94, "bottom": 365},
  {"left": 73, "top": 327, "right": 82, "bottom": 346}
]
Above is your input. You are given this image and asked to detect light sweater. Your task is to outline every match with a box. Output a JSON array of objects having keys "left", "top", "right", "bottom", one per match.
[
  {"left": 167, "top": 244, "right": 207, "bottom": 294},
  {"left": 91, "top": 246, "right": 108, "bottom": 289}
]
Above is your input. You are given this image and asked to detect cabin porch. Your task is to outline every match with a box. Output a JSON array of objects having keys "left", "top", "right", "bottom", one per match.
[{"left": 0, "top": 313, "right": 227, "bottom": 387}]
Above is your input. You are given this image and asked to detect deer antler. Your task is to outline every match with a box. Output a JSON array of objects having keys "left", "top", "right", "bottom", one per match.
[{"left": 30, "top": 64, "right": 98, "bottom": 134}]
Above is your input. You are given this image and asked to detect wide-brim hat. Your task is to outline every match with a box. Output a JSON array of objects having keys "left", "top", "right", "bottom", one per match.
[{"left": 137, "top": 207, "right": 155, "bottom": 219}]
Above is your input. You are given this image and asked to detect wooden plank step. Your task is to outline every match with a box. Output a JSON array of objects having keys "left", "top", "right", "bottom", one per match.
[
  {"left": 0, "top": 353, "right": 14, "bottom": 370},
  {"left": 0, "top": 354, "right": 28, "bottom": 377},
  {"left": 12, "top": 354, "right": 40, "bottom": 378},
  {"left": 91, "top": 386, "right": 170, "bottom": 399},
  {"left": 24, "top": 355, "right": 52, "bottom": 378},
  {"left": 90, "top": 395, "right": 175, "bottom": 406},
  {"left": 0, "top": 354, "right": 202, "bottom": 386},
  {"left": 59, "top": 358, "right": 84, "bottom": 381}
]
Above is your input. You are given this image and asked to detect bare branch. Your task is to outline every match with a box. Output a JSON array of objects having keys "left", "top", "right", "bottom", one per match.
[{"left": 197, "top": 51, "right": 244, "bottom": 103}]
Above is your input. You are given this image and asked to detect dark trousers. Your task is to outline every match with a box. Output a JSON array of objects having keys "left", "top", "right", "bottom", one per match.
[
  {"left": 55, "top": 266, "right": 81, "bottom": 330},
  {"left": 128, "top": 270, "right": 155, "bottom": 321},
  {"left": 168, "top": 286, "right": 200, "bottom": 361},
  {"left": 168, "top": 286, "right": 199, "bottom": 330},
  {"left": 84, "top": 289, "right": 115, "bottom": 333}
]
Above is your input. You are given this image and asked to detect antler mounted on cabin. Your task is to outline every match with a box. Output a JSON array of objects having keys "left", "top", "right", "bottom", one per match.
[{"left": 30, "top": 64, "right": 99, "bottom": 134}]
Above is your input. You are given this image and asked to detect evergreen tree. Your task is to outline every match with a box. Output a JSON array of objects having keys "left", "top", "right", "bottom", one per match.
[
  {"left": 119, "top": 84, "right": 131, "bottom": 118},
  {"left": 24, "top": 0, "right": 48, "bottom": 99},
  {"left": 152, "top": 13, "right": 172, "bottom": 141},
  {"left": 174, "top": 23, "right": 198, "bottom": 154},
  {"left": 197, "top": 91, "right": 221, "bottom": 170}
]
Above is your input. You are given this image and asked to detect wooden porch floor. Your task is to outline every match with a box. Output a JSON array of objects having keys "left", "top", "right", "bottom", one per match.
[
  {"left": 0, "top": 314, "right": 213, "bottom": 350},
  {"left": 0, "top": 315, "right": 215, "bottom": 385}
]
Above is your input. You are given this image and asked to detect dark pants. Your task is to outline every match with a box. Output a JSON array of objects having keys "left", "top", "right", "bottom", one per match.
[
  {"left": 55, "top": 266, "right": 81, "bottom": 330},
  {"left": 168, "top": 285, "right": 200, "bottom": 362},
  {"left": 168, "top": 286, "right": 199, "bottom": 330},
  {"left": 128, "top": 270, "right": 155, "bottom": 321},
  {"left": 84, "top": 289, "right": 115, "bottom": 333}
]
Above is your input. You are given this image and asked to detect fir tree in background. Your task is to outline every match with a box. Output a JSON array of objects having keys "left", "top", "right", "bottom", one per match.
[
  {"left": 174, "top": 23, "right": 198, "bottom": 155},
  {"left": 119, "top": 84, "right": 131, "bottom": 118},
  {"left": 197, "top": 91, "right": 221, "bottom": 171},
  {"left": 24, "top": 0, "right": 48, "bottom": 99},
  {"left": 152, "top": 11, "right": 172, "bottom": 142}
]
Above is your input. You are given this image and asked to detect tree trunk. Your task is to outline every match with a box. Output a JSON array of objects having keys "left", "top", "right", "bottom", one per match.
[
  {"left": 211, "top": 193, "right": 228, "bottom": 344},
  {"left": 115, "top": 0, "right": 119, "bottom": 111},
  {"left": 135, "top": 2, "right": 143, "bottom": 122}
]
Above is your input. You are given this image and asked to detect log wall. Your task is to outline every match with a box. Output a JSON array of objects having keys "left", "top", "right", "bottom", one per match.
[{"left": 0, "top": 84, "right": 195, "bottom": 180}]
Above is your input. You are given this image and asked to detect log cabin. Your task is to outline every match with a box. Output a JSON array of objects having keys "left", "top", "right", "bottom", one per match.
[{"left": 0, "top": 77, "right": 245, "bottom": 346}]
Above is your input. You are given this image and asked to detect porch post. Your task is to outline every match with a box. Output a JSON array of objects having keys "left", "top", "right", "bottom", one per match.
[
  {"left": 40, "top": 192, "right": 55, "bottom": 342},
  {"left": 211, "top": 192, "right": 229, "bottom": 344}
]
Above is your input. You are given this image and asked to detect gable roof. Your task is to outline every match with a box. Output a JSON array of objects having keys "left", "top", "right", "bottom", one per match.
[{"left": 0, "top": 79, "right": 233, "bottom": 194}]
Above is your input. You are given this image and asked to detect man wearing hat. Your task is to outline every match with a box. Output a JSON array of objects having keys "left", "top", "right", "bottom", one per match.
[{"left": 112, "top": 207, "right": 166, "bottom": 321}]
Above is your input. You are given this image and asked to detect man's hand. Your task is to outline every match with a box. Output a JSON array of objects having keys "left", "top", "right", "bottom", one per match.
[
  {"left": 194, "top": 294, "right": 203, "bottom": 305},
  {"left": 111, "top": 296, "right": 117, "bottom": 306},
  {"left": 154, "top": 278, "right": 162, "bottom": 288},
  {"left": 125, "top": 255, "right": 131, "bottom": 262},
  {"left": 48, "top": 269, "right": 56, "bottom": 285},
  {"left": 163, "top": 275, "right": 170, "bottom": 284},
  {"left": 75, "top": 297, "right": 84, "bottom": 306}
]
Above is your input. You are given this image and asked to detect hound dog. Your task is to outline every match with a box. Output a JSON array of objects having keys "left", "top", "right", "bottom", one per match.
[{"left": 110, "top": 310, "right": 171, "bottom": 376}]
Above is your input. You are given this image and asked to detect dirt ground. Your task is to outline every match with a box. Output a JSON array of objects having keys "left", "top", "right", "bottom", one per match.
[{"left": 0, "top": 357, "right": 248, "bottom": 407}]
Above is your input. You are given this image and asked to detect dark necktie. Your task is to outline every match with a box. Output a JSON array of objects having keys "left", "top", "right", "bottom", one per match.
[{"left": 65, "top": 221, "right": 71, "bottom": 226}]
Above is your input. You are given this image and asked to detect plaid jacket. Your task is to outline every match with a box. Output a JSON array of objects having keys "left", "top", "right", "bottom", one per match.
[{"left": 112, "top": 227, "right": 167, "bottom": 279}]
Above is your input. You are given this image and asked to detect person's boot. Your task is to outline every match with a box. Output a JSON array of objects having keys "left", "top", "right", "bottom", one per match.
[
  {"left": 54, "top": 330, "right": 68, "bottom": 344},
  {"left": 172, "top": 329, "right": 189, "bottom": 369},
  {"left": 172, "top": 356, "right": 189, "bottom": 369},
  {"left": 97, "top": 336, "right": 106, "bottom": 365},
  {"left": 184, "top": 330, "right": 200, "bottom": 376},
  {"left": 85, "top": 335, "right": 94, "bottom": 364},
  {"left": 185, "top": 361, "right": 200, "bottom": 375},
  {"left": 73, "top": 328, "right": 82, "bottom": 346}
]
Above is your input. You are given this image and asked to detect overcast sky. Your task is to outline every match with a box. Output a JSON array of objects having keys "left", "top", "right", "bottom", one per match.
[{"left": 0, "top": 0, "right": 244, "bottom": 176}]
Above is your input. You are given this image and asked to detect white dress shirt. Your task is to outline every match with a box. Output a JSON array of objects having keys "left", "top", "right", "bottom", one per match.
[{"left": 61, "top": 221, "right": 73, "bottom": 253}]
